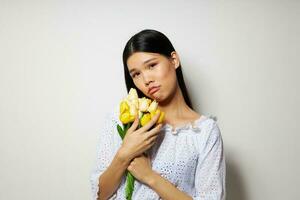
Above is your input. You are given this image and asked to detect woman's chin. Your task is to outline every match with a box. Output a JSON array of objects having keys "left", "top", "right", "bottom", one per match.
[
  {"left": 144, "top": 91, "right": 164, "bottom": 102},
  {"left": 152, "top": 93, "right": 164, "bottom": 102}
]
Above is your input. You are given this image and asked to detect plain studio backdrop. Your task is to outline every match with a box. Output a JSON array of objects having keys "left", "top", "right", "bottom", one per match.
[{"left": 0, "top": 1, "right": 299, "bottom": 199}]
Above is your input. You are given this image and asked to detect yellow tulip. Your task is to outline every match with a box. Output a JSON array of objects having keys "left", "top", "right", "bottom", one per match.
[
  {"left": 140, "top": 113, "right": 152, "bottom": 127},
  {"left": 130, "top": 98, "right": 139, "bottom": 109},
  {"left": 124, "top": 91, "right": 139, "bottom": 116},
  {"left": 150, "top": 109, "right": 161, "bottom": 117},
  {"left": 120, "top": 100, "right": 129, "bottom": 114},
  {"left": 119, "top": 88, "right": 165, "bottom": 125},
  {"left": 119, "top": 89, "right": 140, "bottom": 124},
  {"left": 119, "top": 111, "right": 135, "bottom": 124},
  {"left": 157, "top": 111, "right": 165, "bottom": 124},
  {"left": 147, "top": 100, "right": 158, "bottom": 113},
  {"left": 128, "top": 102, "right": 138, "bottom": 116},
  {"left": 119, "top": 111, "right": 130, "bottom": 124},
  {"left": 138, "top": 97, "right": 151, "bottom": 112},
  {"left": 128, "top": 88, "right": 138, "bottom": 101},
  {"left": 150, "top": 109, "right": 165, "bottom": 124}
]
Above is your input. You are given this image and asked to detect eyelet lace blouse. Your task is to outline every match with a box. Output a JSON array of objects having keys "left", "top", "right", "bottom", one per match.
[{"left": 90, "top": 104, "right": 226, "bottom": 200}]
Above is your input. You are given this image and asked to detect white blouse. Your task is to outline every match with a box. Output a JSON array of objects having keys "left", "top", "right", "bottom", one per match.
[{"left": 90, "top": 104, "right": 226, "bottom": 200}]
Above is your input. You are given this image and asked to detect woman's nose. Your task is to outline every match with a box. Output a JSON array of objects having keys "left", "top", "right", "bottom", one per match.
[{"left": 143, "top": 73, "right": 153, "bottom": 86}]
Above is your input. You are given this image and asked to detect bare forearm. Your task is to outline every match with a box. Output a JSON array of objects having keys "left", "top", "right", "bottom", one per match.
[
  {"left": 98, "top": 150, "right": 130, "bottom": 200},
  {"left": 146, "top": 171, "right": 193, "bottom": 200}
]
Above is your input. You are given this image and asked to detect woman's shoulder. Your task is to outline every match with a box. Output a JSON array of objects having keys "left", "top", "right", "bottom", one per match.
[
  {"left": 194, "top": 114, "right": 221, "bottom": 138},
  {"left": 200, "top": 114, "right": 218, "bottom": 128},
  {"left": 188, "top": 109, "right": 219, "bottom": 131},
  {"left": 193, "top": 113, "right": 218, "bottom": 128},
  {"left": 202, "top": 114, "right": 222, "bottom": 142}
]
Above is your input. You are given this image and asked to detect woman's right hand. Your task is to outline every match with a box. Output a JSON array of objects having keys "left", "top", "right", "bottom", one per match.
[{"left": 119, "top": 112, "right": 163, "bottom": 162}]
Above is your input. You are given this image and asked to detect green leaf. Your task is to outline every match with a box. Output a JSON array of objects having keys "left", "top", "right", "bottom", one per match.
[{"left": 117, "top": 124, "right": 124, "bottom": 139}]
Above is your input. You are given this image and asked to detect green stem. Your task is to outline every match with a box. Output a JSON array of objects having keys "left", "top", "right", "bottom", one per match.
[
  {"left": 119, "top": 115, "right": 144, "bottom": 199},
  {"left": 125, "top": 171, "right": 135, "bottom": 200}
]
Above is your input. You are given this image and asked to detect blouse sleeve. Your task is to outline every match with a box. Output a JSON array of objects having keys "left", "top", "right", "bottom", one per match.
[
  {"left": 89, "top": 106, "right": 121, "bottom": 200},
  {"left": 192, "top": 120, "right": 226, "bottom": 200}
]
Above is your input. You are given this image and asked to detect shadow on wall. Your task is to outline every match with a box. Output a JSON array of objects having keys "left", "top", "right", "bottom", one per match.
[{"left": 226, "top": 153, "right": 249, "bottom": 200}]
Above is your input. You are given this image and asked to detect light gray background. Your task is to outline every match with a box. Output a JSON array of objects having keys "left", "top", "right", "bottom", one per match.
[{"left": 0, "top": 1, "right": 299, "bottom": 199}]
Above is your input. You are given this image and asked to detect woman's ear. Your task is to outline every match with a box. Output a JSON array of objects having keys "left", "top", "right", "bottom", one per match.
[{"left": 170, "top": 51, "right": 180, "bottom": 69}]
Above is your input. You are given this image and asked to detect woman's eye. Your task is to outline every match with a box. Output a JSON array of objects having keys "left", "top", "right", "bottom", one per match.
[
  {"left": 132, "top": 72, "right": 140, "bottom": 78},
  {"left": 149, "top": 63, "right": 156, "bottom": 68}
]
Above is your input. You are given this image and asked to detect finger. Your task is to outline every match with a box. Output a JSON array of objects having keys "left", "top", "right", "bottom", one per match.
[
  {"left": 128, "top": 114, "right": 139, "bottom": 133},
  {"left": 146, "top": 135, "right": 158, "bottom": 147},
  {"left": 145, "top": 123, "right": 163, "bottom": 139},
  {"left": 147, "top": 135, "right": 158, "bottom": 145},
  {"left": 149, "top": 136, "right": 157, "bottom": 143},
  {"left": 139, "top": 111, "right": 161, "bottom": 132}
]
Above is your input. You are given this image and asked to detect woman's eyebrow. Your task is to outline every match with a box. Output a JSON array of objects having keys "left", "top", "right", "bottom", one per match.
[
  {"left": 129, "top": 57, "right": 157, "bottom": 73},
  {"left": 129, "top": 68, "right": 137, "bottom": 74},
  {"left": 143, "top": 57, "right": 157, "bottom": 64}
]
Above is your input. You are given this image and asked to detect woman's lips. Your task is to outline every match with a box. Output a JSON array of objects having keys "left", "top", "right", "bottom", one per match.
[{"left": 148, "top": 87, "right": 160, "bottom": 95}]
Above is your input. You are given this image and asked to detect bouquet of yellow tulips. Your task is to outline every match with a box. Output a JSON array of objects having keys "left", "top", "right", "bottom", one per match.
[{"left": 117, "top": 88, "right": 165, "bottom": 200}]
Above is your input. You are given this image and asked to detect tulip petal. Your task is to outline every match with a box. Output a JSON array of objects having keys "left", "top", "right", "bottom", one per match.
[{"left": 140, "top": 113, "right": 151, "bottom": 127}]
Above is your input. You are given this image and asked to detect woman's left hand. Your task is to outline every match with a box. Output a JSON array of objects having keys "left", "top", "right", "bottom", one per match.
[{"left": 127, "top": 153, "right": 154, "bottom": 184}]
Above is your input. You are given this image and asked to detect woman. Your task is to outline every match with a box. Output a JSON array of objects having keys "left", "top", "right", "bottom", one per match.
[{"left": 90, "top": 29, "right": 226, "bottom": 200}]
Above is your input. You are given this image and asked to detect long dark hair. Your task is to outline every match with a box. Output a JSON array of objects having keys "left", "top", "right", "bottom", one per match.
[{"left": 122, "top": 29, "right": 193, "bottom": 109}]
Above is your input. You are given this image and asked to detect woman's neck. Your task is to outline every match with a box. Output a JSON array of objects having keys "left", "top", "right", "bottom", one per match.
[{"left": 158, "top": 85, "right": 198, "bottom": 124}]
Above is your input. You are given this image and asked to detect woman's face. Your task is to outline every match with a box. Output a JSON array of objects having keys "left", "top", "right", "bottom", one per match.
[{"left": 127, "top": 51, "right": 180, "bottom": 102}]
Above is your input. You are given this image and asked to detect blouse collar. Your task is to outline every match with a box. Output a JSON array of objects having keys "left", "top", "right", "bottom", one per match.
[{"left": 161, "top": 114, "right": 217, "bottom": 135}]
